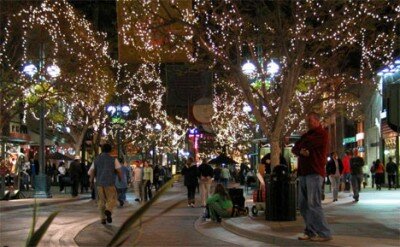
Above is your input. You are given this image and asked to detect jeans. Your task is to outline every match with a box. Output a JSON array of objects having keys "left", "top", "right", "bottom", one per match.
[
  {"left": 351, "top": 174, "right": 363, "bottom": 201},
  {"left": 117, "top": 188, "right": 127, "bottom": 204},
  {"left": 220, "top": 178, "right": 228, "bottom": 188},
  {"left": 329, "top": 175, "right": 340, "bottom": 200},
  {"left": 388, "top": 174, "right": 396, "bottom": 189},
  {"left": 298, "top": 174, "right": 332, "bottom": 238}
]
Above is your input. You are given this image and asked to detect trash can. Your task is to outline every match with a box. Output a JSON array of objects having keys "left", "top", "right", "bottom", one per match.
[{"left": 265, "top": 165, "right": 296, "bottom": 221}]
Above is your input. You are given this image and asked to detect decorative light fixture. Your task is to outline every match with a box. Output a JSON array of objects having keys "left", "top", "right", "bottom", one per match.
[
  {"left": 242, "top": 60, "right": 256, "bottom": 76},
  {"left": 266, "top": 60, "right": 279, "bottom": 76}
]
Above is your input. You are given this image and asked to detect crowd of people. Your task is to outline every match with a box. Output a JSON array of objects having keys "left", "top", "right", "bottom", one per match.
[{"left": 325, "top": 149, "right": 398, "bottom": 203}]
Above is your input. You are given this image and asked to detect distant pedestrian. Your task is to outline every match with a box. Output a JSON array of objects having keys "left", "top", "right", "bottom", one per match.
[
  {"left": 220, "top": 165, "right": 230, "bottom": 188},
  {"left": 370, "top": 161, "right": 376, "bottom": 188},
  {"left": 80, "top": 161, "right": 90, "bottom": 193},
  {"left": 213, "top": 164, "right": 221, "bottom": 184},
  {"left": 69, "top": 156, "right": 82, "bottom": 197},
  {"left": 133, "top": 162, "right": 143, "bottom": 202},
  {"left": 374, "top": 159, "right": 385, "bottom": 190},
  {"left": 350, "top": 149, "right": 365, "bottom": 202},
  {"left": 198, "top": 158, "right": 214, "bottom": 207},
  {"left": 90, "top": 143, "right": 122, "bottom": 225},
  {"left": 341, "top": 150, "right": 352, "bottom": 191},
  {"left": 326, "top": 152, "right": 343, "bottom": 202},
  {"left": 58, "top": 162, "right": 66, "bottom": 192},
  {"left": 386, "top": 157, "right": 398, "bottom": 190},
  {"left": 181, "top": 157, "right": 198, "bottom": 207},
  {"left": 142, "top": 161, "right": 153, "bottom": 202},
  {"left": 292, "top": 112, "right": 332, "bottom": 242},
  {"left": 115, "top": 158, "right": 129, "bottom": 207}
]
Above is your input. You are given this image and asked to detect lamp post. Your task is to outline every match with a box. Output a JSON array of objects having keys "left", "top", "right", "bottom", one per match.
[
  {"left": 241, "top": 59, "right": 280, "bottom": 169},
  {"left": 106, "top": 104, "right": 130, "bottom": 160},
  {"left": 23, "top": 62, "right": 60, "bottom": 198}
]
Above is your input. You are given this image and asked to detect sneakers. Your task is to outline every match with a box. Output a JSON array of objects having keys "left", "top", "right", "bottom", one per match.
[
  {"left": 333, "top": 199, "right": 338, "bottom": 202},
  {"left": 298, "top": 234, "right": 332, "bottom": 242},
  {"left": 190, "top": 203, "right": 195, "bottom": 208},
  {"left": 105, "top": 210, "right": 112, "bottom": 223},
  {"left": 298, "top": 234, "right": 311, "bottom": 240},
  {"left": 310, "top": 236, "right": 332, "bottom": 242}
]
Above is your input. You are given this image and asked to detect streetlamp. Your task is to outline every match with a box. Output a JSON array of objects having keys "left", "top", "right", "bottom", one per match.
[
  {"left": 145, "top": 123, "right": 162, "bottom": 165},
  {"left": 241, "top": 59, "right": 280, "bottom": 168},
  {"left": 23, "top": 62, "right": 60, "bottom": 198},
  {"left": 106, "top": 104, "right": 130, "bottom": 160}
]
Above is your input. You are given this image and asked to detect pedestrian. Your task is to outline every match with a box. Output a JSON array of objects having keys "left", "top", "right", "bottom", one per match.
[
  {"left": 326, "top": 152, "right": 343, "bottom": 202},
  {"left": 292, "top": 112, "right": 332, "bottom": 242},
  {"left": 115, "top": 158, "right": 129, "bottom": 207},
  {"left": 341, "top": 150, "right": 352, "bottom": 191},
  {"left": 153, "top": 164, "right": 161, "bottom": 191},
  {"left": 370, "top": 161, "right": 376, "bottom": 188},
  {"left": 181, "top": 157, "right": 198, "bottom": 207},
  {"left": 87, "top": 162, "right": 97, "bottom": 201},
  {"left": 198, "top": 158, "right": 214, "bottom": 207},
  {"left": 206, "top": 183, "right": 233, "bottom": 222},
  {"left": 133, "top": 162, "right": 143, "bottom": 202},
  {"left": 90, "top": 143, "right": 122, "bottom": 225},
  {"left": 350, "top": 149, "right": 365, "bottom": 202},
  {"left": 80, "top": 161, "right": 89, "bottom": 193},
  {"left": 374, "top": 159, "right": 385, "bottom": 190},
  {"left": 58, "top": 162, "right": 66, "bottom": 193},
  {"left": 69, "top": 156, "right": 82, "bottom": 197},
  {"left": 213, "top": 164, "right": 221, "bottom": 184},
  {"left": 142, "top": 161, "right": 153, "bottom": 202},
  {"left": 220, "top": 164, "right": 230, "bottom": 188},
  {"left": 386, "top": 157, "right": 398, "bottom": 190}
]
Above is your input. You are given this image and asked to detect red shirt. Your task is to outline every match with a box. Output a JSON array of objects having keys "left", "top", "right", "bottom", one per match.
[
  {"left": 342, "top": 155, "right": 351, "bottom": 174},
  {"left": 292, "top": 125, "right": 329, "bottom": 177}
]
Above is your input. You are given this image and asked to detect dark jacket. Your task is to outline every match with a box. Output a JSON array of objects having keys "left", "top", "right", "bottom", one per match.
[
  {"left": 198, "top": 163, "right": 214, "bottom": 178},
  {"left": 182, "top": 164, "right": 198, "bottom": 187},
  {"left": 326, "top": 158, "right": 344, "bottom": 176},
  {"left": 386, "top": 162, "right": 398, "bottom": 175},
  {"left": 292, "top": 125, "right": 329, "bottom": 177},
  {"left": 69, "top": 160, "right": 82, "bottom": 180},
  {"left": 350, "top": 156, "right": 365, "bottom": 175}
]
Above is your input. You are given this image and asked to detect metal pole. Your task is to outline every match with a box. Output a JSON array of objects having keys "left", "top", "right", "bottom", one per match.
[
  {"left": 34, "top": 43, "right": 50, "bottom": 198},
  {"left": 117, "top": 127, "right": 121, "bottom": 160}
]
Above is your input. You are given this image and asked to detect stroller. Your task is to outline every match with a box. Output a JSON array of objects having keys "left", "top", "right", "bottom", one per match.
[{"left": 228, "top": 188, "right": 249, "bottom": 216}]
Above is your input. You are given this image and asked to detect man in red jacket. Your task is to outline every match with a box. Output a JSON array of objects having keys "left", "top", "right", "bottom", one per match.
[{"left": 292, "top": 112, "right": 332, "bottom": 242}]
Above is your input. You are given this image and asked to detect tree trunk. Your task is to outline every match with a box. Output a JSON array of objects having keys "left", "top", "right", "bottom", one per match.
[{"left": 269, "top": 138, "right": 281, "bottom": 168}]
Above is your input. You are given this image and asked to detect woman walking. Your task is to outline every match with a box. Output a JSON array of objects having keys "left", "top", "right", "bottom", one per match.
[{"left": 374, "top": 159, "right": 385, "bottom": 190}]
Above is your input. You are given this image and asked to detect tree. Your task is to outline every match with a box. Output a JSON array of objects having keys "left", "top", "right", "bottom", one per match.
[
  {"left": 122, "top": 63, "right": 189, "bottom": 158},
  {"left": 119, "top": 1, "right": 399, "bottom": 167},
  {"left": 1, "top": 0, "right": 118, "bottom": 156}
]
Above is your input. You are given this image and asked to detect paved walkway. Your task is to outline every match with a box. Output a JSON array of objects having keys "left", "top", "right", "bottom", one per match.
[
  {"left": 1, "top": 182, "right": 399, "bottom": 246},
  {"left": 223, "top": 188, "right": 400, "bottom": 246}
]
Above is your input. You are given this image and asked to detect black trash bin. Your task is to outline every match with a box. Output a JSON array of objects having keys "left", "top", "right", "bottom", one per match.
[{"left": 265, "top": 165, "right": 296, "bottom": 221}]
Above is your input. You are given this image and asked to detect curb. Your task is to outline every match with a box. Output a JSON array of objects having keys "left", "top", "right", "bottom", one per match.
[{"left": 0, "top": 195, "right": 91, "bottom": 212}]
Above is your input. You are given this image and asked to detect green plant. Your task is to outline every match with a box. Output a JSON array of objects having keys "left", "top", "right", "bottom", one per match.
[{"left": 25, "top": 200, "right": 59, "bottom": 247}]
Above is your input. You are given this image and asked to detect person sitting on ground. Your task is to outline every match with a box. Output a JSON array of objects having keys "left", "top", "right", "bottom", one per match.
[{"left": 206, "top": 183, "right": 233, "bottom": 222}]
